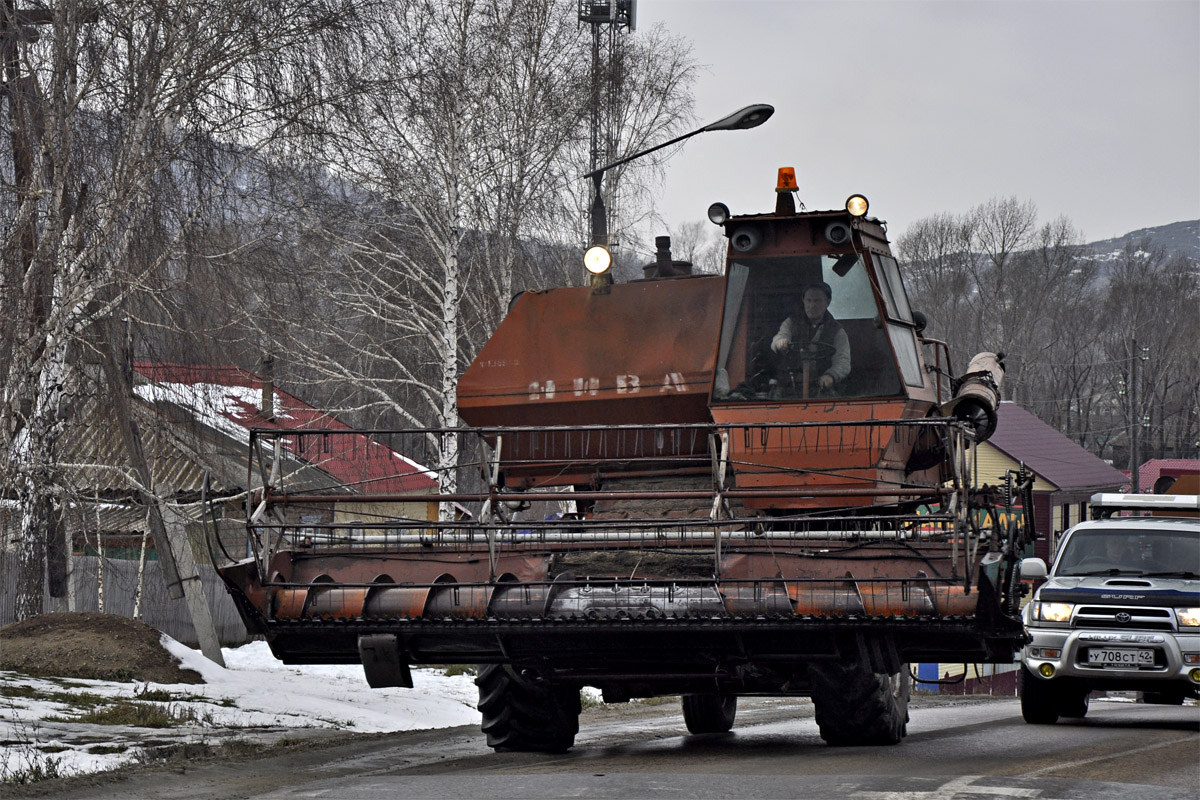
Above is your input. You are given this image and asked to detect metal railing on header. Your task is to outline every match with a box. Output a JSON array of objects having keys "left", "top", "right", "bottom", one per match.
[
  {"left": 242, "top": 419, "right": 973, "bottom": 496},
  {"left": 224, "top": 418, "right": 983, "bottom": 580}
]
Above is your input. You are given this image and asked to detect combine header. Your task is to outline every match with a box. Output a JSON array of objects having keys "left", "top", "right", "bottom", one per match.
[{"left": 212, "top": 169, "right": 1034, "bottom": 752}]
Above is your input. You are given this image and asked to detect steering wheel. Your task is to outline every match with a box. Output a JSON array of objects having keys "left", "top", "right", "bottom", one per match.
[
  {"left": 780, "top": 340, "right": 836, "bottom": 371},
  {"left": 778, "top": 341, "right": 838, "bottom": 397}
]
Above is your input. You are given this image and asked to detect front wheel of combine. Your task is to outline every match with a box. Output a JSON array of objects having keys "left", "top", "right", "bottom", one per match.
[
  {"left": 476, "top": 665, "right": 581, "bottom": 753},
  {"left": 810, "top": 662, "right": 910, "bottom": 746},
  {"left": 681, "top": 693, "right": 737, "bottom": 734}
]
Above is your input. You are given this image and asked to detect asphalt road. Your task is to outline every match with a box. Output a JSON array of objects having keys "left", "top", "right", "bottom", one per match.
[{"left": 10, "top": 695, "right": 1198, "bottom": 800}]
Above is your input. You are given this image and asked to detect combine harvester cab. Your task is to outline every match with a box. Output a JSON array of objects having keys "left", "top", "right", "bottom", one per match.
[{"left": 213, "top": 171, "right": 1034, "bottom": 753}]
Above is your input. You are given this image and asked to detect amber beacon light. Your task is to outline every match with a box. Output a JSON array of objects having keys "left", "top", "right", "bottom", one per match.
[{"left": 776, "top": 167, "right": 798, "bottom": 192}]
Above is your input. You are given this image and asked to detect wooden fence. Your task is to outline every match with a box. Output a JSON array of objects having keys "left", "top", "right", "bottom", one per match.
[{"left": 0, "top": 554, "right": 251, "bottom": 648}]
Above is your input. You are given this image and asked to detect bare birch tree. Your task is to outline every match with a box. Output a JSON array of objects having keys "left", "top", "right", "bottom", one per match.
[
  {"left": 1, "top": 0, "right": 367, "bottom": 619},
  {"left": 244, "top": 3, "right": 699, "bottom": 513},
  {"left": 899, "top": 198, "right": 1097, "bottom": 399},
  {"left": 899, "top": 200, "right": 1198, "bottom": 463},
  {"left": 243, "top": 0, "right": 592, "bottom": 509}
]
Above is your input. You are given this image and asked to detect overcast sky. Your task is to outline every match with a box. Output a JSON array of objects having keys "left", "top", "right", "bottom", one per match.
[{"left": 629, "top": 0, "right": 1199, "bottom": 248}]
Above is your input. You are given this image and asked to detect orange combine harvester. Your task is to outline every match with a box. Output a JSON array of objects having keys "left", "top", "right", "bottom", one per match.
[{"left": 212, "top": 166, "right": 1034, "bottom": 752}]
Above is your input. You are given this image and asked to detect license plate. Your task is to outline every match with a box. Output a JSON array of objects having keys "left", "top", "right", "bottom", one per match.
[{"left": 1087, "top": 648, "right": 1154, "bottom": 668}]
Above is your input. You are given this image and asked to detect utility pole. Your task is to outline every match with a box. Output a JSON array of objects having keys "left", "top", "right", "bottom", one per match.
[
  {"left": 1128, "top": 340, "right": 1150, "bottom": 493},
  {"left": 159, "top": 489, "right": 226, "bottom": 666},
  {"left": 579, "top": 1, "right": 635, "bottom": 255},
  {"left": 99, "top": 321, "right": 226, "bottom": 665}
]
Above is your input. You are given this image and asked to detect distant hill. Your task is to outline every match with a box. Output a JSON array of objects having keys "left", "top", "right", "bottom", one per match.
[{"left": 1085, "top": 219, "right": 1199, "bottom": 263}]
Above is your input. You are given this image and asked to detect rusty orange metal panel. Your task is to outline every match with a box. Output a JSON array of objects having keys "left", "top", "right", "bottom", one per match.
[
  {"left": 785, "top": 582, "right": 865, "bottom": 616},
  {"left": 858, "top": 584, "right": 936, "bottom": 617},
  {"left": 458, "top": 276, "right": 725, "bottom": 436},
  {"left": 363, "top": 586, "right": 434, "bottom": 619},
  {"left": 303, "top": 586, "right": 367, "bottom": 620},
  {"left": 710, "top": 399, "right": 937, "bottom": 509},
  {"left": 271, "top": 589, "right": 307, "bottom": 620}
]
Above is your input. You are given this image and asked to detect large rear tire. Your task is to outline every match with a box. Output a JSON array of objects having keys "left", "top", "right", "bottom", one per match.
[
  {"left": 809, "top": 662, "right": 910, "bottom": 746},
  {"left": 476, "top": 665, "right": 581, "bottom": 753},
  {"left": 681, "top": 693, "right": 737, "bottom": 734},
  {"left": 1019, "top": 666, "right": 1060, "bottom": 724}
]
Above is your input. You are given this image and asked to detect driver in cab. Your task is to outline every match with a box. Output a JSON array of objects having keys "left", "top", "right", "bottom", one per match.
[{"left": 770, "top": 282, "right": 851, "bottom": 396}]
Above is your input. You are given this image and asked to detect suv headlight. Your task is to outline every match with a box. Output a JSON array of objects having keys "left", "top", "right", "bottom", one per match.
[
  {"left": 1177, "top": 608, "right": 1200, "bottom": 628},
  {"left": 1032, "top": 602, "right": 1074, "bottom": 623}
]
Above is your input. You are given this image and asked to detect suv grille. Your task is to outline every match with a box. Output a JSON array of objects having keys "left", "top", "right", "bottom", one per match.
[{"left": 1074, "top": 605, "right": 1175, "bottom": 631}]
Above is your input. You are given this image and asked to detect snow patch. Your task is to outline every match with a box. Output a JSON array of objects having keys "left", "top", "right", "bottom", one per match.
[
  {"left": 133, "top": 382, "right": 291, "bottom": 445},
  {"left": 0, "top": 638, "right": 480, "bottom": 780}
]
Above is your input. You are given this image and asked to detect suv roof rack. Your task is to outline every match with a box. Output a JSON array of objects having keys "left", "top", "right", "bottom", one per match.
[{"left": 1089, "top": 492, "right": 1200, "bottom": 518}]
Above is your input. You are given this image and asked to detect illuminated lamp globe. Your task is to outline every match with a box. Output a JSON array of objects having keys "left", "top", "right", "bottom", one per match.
[
  {"left": 846, "top": 194, "right": 869, "bottom": 217},
  {"left": 584, "top": 245, "right": 612, "bottom": 275}
]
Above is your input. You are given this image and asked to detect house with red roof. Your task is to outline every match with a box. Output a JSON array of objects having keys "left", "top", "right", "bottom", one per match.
[
  {"left": 44, "top": 362, "right": 440, "bottom": 558},
  {"left": 132, "top": 362, "right": 438, "bottom": 488},
  {"left": 1, "top": 361, "right": 443, "bottom": 640},
  {"left": 1135, "top": 458, "right": 1200, "bottom": 495},
  {"left": 128, "top": 362, "right": 442, "bottom": 539},
  {"left": 977, "top": 402, "right": 1127, "bottom": 563}
]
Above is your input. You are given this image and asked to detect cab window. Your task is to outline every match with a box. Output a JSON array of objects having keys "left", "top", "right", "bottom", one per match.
[{"left": 713, "top": 255, "right": 904, "bottom": 402}]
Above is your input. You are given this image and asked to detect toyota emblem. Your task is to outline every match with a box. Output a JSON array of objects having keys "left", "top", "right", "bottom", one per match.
[{"left": 1115, "top": 612, "right": 1131, "bottom": 624}]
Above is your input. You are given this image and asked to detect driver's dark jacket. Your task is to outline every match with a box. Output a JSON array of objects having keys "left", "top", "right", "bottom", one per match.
[{"left": 771, "top": 311, "right": 851, "bottom": 384}]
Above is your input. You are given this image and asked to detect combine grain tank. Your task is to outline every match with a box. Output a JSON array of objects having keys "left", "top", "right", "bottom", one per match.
[{"left": 212, "top": 171, "right": 1033, "bottom": 753}]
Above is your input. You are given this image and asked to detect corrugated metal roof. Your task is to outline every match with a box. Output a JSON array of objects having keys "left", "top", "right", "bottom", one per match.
[
  {"left": 1137, "top": 459, "right": 1200, "bottom": 490},
  {"left": 62, "top": 503, "right": 150, "bottom": 536},
  {"left": 986, "top": 402, "right": 1127, "bottom": 491},
  {"left": 58, "top": 394, "right": 341, "bottom": 497},
  {"left": 59, "top": 397, "right": 225, "bottom": 494},
  {"left": 132, "top": 362, "right": 439, "bottom": 495}
]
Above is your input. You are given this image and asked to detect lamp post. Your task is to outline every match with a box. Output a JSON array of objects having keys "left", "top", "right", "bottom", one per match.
[{"left": 583, "top": 103, "right": 774, "bottom": 288}]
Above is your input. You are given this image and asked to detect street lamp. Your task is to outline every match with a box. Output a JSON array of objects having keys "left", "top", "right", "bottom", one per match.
[{"left": 584, "top": 103, "right": 774, "bottom": 288}]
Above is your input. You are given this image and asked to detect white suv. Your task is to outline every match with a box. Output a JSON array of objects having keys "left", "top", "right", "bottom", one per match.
[{"left": 1018, "top": 493, "right": 1199, "bottom": 724}]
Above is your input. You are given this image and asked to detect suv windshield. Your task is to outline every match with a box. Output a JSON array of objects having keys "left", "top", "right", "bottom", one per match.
[{"left": 1054, "top": 528, "right": 1200, "bottom": 577}]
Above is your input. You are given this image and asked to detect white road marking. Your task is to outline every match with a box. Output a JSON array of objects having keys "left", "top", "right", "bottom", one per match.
[{"left": 851, "top": 775, "right": 1040, "bottom": 799}]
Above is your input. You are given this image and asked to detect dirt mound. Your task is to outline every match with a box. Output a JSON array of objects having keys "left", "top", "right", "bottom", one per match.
[{"left": 0, "top": 611, "right": 203, "bottom": 684}]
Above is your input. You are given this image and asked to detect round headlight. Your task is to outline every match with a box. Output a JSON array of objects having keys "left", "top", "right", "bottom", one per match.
[
  {"left": 846, "top": 194, "right": 869, "bottom": 217},
  {"left": 707, "top": 202, "right": 730, "bottom": 225},
  {"left": 583, "top": 245, "right": 612, "bottom": 275}
]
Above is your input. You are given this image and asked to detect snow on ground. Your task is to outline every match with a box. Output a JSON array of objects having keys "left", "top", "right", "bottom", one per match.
[{"left": 0, "top": 638, "right": 481, "bottom": 781}]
